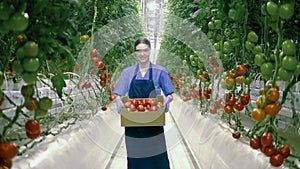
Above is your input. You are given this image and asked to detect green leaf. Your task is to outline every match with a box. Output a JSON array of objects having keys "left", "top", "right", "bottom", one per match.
[{"left": 51, "top": 73, "right": 66, "bottom": 98}]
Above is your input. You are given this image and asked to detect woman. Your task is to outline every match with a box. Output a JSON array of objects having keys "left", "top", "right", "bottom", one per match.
[{"left": 113, "top": 37, "right": 174, "bottom": 169}]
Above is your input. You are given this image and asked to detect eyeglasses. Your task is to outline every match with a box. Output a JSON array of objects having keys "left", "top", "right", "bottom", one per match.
[{"left": 135, "top": 48, "right": 150, "bottom": 54}]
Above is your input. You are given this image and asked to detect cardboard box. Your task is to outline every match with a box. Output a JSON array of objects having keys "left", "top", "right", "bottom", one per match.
[{"left": 120, "top": 95, "right": 165, "bottom": 127}]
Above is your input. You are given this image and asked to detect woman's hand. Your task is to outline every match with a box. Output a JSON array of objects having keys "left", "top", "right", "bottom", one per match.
[
  {"left": 164, "top": 95, "right": 173, "bottom": 112},
  {"left": 115, "top": 96, "right": 124, "bottom": 113}
]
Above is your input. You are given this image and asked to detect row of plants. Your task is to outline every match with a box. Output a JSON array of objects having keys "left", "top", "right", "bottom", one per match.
[
  {"left": 0, "top": 0, "right": 140, "bottom": 168},
  {"left": 158, "top": 0, "right": 299, "bottom": 168}
]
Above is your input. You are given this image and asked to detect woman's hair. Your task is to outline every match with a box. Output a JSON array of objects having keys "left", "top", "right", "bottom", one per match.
[{"left": 134, "top": 37, "right": 151, "bottom": 49}]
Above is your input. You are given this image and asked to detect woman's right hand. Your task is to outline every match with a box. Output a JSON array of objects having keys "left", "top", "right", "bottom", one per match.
[{"left": 115, "top": 96, "right": 124, "bottom": 113}]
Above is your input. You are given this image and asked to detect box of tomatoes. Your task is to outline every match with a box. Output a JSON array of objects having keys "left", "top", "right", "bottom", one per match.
[{"left": 120, "top": 95, "right": 165, "bottom": 127}]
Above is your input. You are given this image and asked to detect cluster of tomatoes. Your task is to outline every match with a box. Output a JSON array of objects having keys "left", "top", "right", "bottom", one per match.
[
  {"left": 169, "top": 73, "right": 185, "bottom": 91},
  {"left": 0, "top": 119, "right": 41, "bottom": 169},
  {"left": 123, "top": 99, "right": 163, "bottom": 112},
  {"left": 252, "top": 86, "right": 280, "bottom": 122},
  {"left": 249, "top": 132, "right": 290, "bottom": 167},
  {"left": 21, "top": 84, "right": 53, "bottom": 117},
  {"left": 0, "top": 2, "right": 29, "bottom": 34},
  {"left": 223, "top": 92, "right": 250, "bottom": 114},
  {"left": 11, "top": 40, "right": 41, "bottom": 85},
  {"left": 180, "top": 83, "right": 212, "bottom": 102},
  {"left": 221, "top": 64, "right": 252, "bottom": 89}
]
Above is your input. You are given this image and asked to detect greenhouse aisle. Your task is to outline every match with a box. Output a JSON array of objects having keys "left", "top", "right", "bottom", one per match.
[{"left": 106, "top": 112, "right": 198, "bottom": 169}]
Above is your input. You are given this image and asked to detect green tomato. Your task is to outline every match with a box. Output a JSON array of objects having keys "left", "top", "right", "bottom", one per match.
[
  {"left": 228, "top": 9, "right": 237, "bottom": 20},
  {"left": 16, "top": 47, "right": 25, "bottom": 60},
  {"left": 0, "top": 2, "right": 15, "bottom": 20},
  {"left": 245, "top": 41, "right": 255, "bottom": 51},
  {"left": 261, "top": 4, "right": 267, "bottom": 15},
  {"left": 23, "top": 41, "right": 39, "bottom": 57},
  {"left": 214, "top": 42, "right": 220, "bottom": 50},
  {"left": 253, "top": 45, "right": 263, "bottom": 54},
  {"left": 12, "top": 60, "right": 24, "bottom": 74},
  {"left": 208, "top": 21, "right": 215, "bottom": 30},
  {"left": 282, "top": 56, "right": 298, "bottom": 71},
  {"left": 39, "top": 97, "right": 53, "bottom": 110},
  {"left": 247, "top": 31, "right": 258, "bottom": 43},
  {"left": 260, "top": 62, "right": 275, "bottom": 79},
  {"left": 278, "top": 67, "right": 293, "bottom": 81},
  {"left": 282, "top": 40, "right": 296, "bottom": 55},
  {"left": 244, "top": 77, "right": 253, "bottom": 85},
  {"left": 189, "top": 55, "right": 195, "bottom": 61},
  {"left": 223, "top": 41, "right": 233, "bottom": 53},
  {"left": 207, "top": 31, "right": 214, "bottom": 38},
  {"left": 278, "top": 3, "right": 294, "bottom": 20},
  {"left": 231, "top": 38, "right": 240, "bottom": 47},
  {"left": 7, "top": 12, "right": 29, "bottom": 32},
  {"left": 255, "top": 53, "right": 266, "bottom": 66},
  {"left": 266, "top": 1, "right": 279, "bottom": 17},
  {"left": 23, "top": 58, "right": 40, "bottom": 72},
  {"left": 214, "top": 19, "right": 222, "bottom": 29},
  {"left": 22, "top": 72, "right": 37, "bottom": 84},
  {"left": 191, "top": 61, "right": 197, "bottom": 67}
]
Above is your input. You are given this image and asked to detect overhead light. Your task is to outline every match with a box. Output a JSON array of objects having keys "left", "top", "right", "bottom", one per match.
[{"left": 147, "top": 1, "right": 158, "bottom": 11}]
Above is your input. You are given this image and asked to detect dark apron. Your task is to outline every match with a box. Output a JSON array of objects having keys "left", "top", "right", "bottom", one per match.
[{"left": 125, "top": 64, "right": 170, "bottom": 169}]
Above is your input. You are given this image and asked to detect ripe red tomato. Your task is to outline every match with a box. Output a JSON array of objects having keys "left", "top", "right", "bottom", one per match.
[
  {"left": 210, "top": 107, "right": 217, "bottom": 114},
  {"left": 0, "top": 142, "right": 18, "bottom": 160},
  {"left": 227, "top": 96, "right": 236, "bottom": 107},
  {"left": 270, "top": 153, "right": 284, "bottom": 167},
  {"left": 232, "top": 132, "right": 241, "bottom": 139},
  {"left": 26, "top": 130, "right": 41, "bottom": 140},
  {"left": 279, "top": 145, "right": 290, "bottom": 158},
  {"left": 98, "top": 61, "right": 105, "bottom": 69},
  {"left": 236, "top": 64, "right": 247, "bottom": 76},
  {"left": 25, "top": 119, "right": 40, "bottom": 135},
  {"left": 224, "top": 105, "right": 233, "bottom": 114},
  {"left": 234, "top": 102, "right": 244, "bottom": 111},
  {"left": 250, "top": 137, "right": 261, "bottom": 149},
  {"left": 100, "top": 74, "right": 106, "bottom": 81},
  {"left": 263, "top": 146, "right": 277, "bottom": 157},
  {"left": 203, "top": 91, "right": 210, "bottom": 99},
  {"left": 90, "top": 48, "right": 99, "bottom": 58},
  {"left": 16, "top": 35, "right": 23, "bottom": 42},
  {"left": 109, "top": 95, "right": 116, "bottom": 101},
  {"left": 101, "top": 106, "right": 107, "bottom": 111},
  {"left": 240, "top": 94, "right": 250, "bottom": 105},
  {"left": 100, "top": 80, "right": 106, "bottom": 87},
  {"left": 261, "top": 132, "right": 273, "bottom": 147}
]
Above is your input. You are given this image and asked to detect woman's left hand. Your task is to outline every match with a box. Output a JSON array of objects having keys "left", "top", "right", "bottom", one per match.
[{"left": 164, "top": 95, "right": 173, "bottom": 112}]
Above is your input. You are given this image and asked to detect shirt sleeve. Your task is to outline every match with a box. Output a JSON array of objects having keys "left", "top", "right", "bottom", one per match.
[
  {"left": 159, "top": 69, "right": 174, "bottom": 96},
  {"left": 113, "top": 69, "right": 130, "bottom": 96}
]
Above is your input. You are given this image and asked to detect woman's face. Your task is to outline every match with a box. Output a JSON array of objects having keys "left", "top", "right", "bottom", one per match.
[{"left": 135, "top": 43, "right": 150, "bottom": 64}]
